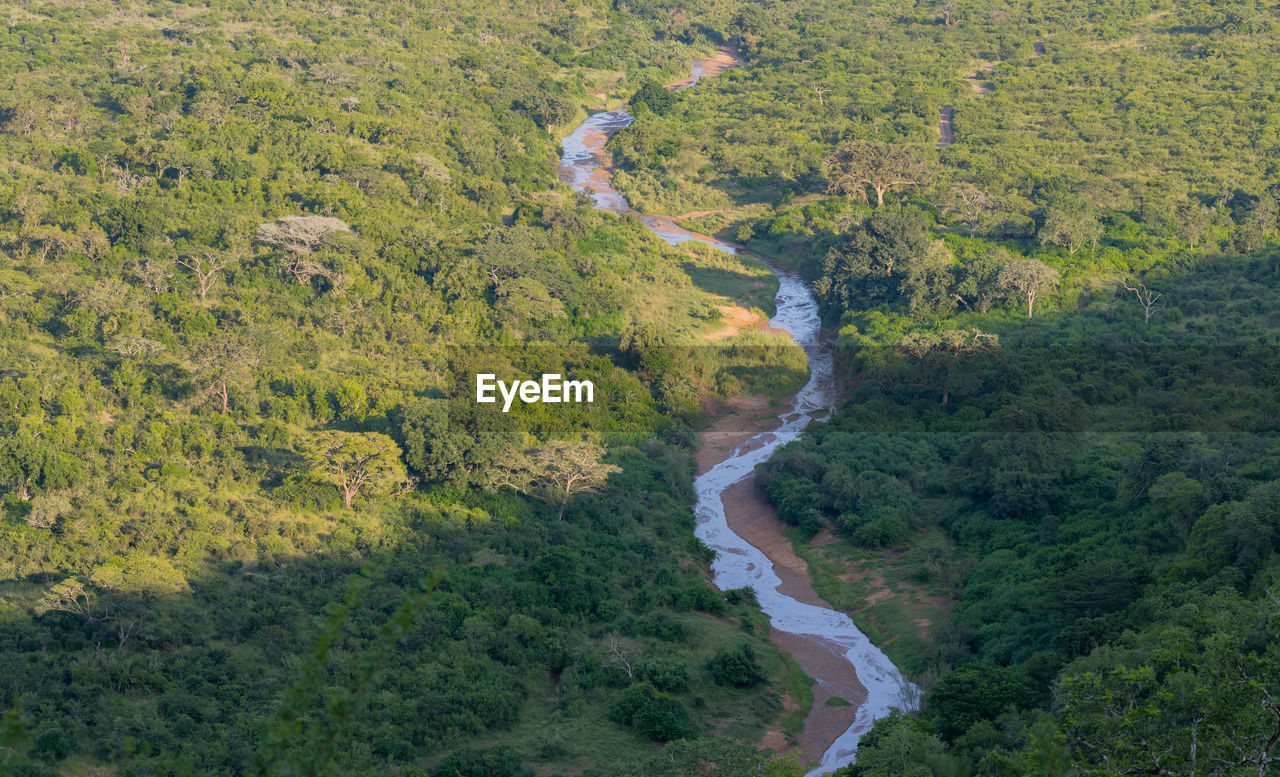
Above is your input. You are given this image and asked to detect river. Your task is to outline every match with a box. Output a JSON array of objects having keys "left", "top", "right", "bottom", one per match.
[{"left": 558, "top": 48, "right": 915, "bottom": 775}]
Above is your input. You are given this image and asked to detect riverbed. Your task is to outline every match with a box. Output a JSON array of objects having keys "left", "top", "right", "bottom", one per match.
[{"left": 558, "top": 48, "right": 915, "bottom": 775}]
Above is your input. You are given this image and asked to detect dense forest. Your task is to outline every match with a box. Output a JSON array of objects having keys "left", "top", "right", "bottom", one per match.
[
  {"left": 651, "top": 0, "right": 1280, "bottom": 774},
  {"left": 0, "top": 1, "right": 808, "bottom": 775},
  {"left": 2, "top": 0, "right": 1279, "bottom": 775}
]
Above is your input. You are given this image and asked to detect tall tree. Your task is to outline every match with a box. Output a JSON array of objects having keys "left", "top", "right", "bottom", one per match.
[
  {"left": 955, "top": 247, "right": 1013, "bottom": 313},
  {"left": 495, "top": 440, "right": 619, "bottom": 518},
  {"left": 1039, "top": 205, "right": 1103, "bottom": 255},
  {"left": 301, "top": 431, "right": 408, "bottom": 508},
  {"left": 188, "top": 330, "right": 261, "bottom": 416},
  {"left": 256, "top": 216, "right": 352, "bottom": 285},
  {"left": 999, "top": 257, "right": 1060, "bottom": 318},
  {"left": 1120, "top": 280, "right": 1162, "bottom": 324},
  {"left": 817, "top": 207, "right": 930, "bottom": 314},
  {"left": 175, "top": 245, "right": 242, "bottom": 301},
  {"left": 825, "top": 141, "right": 927, "bottom": 207},
  {"left": 943, "top": 182, "right": 996, "bottom": 238},
  {"left": 41, "top": 554, "right": 189, "bottom": 650},
  {"left": 900, "top": 240, "right": 958, "bottom": 313}
]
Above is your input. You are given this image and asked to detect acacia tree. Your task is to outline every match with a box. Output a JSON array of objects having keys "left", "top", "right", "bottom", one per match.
[
  {"left": 1039, "top": 206, "right": 1103, "bottom": 255},
  {"left": 495, "top": 440, "right": 620, "bottom": 517},
  {"left": 999, "top": 257, "right": 1060, "bottom": 318},
  {"left": 188, "top": 330, "right": 260, "bottom": 416},
  {"left": 176, "top": 245, "right": 242, "bottom": 301},
  {"left": 825, "top": 141, "right": 927, "bottom": 207},
  {"left": 42, "top": 554, "right": 189, "bottom": 650},
  {"left": 893, "top": 328, "right": 998, "bottom": 404},
  {"left": 944, "top": 182, "right": 996, "bottom": 237},
  {"left": 301, "top": 431, "right": 407, "bottom": 508},
  {"left": 256, "top": 216, "right": 351, "bottom": 285},
  {"left": 934, "top": 0, "right": 961, "bottom": 26}
]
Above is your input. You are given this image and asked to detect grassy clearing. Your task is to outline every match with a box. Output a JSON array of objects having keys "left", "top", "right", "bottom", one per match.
[
  {"left": 451, "top": 606, "right": 805, "bottom": 772},
  {"left": 783, "top": 528, "right": 955, "bottom": 678},
  {"left": 680, "top": 242, "right": 779, "bottom": 318}
]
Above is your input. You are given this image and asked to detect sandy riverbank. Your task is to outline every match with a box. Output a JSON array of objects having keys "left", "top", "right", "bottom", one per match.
[{"left": 696, "top": 398, "right": 867, "bottom": 766}]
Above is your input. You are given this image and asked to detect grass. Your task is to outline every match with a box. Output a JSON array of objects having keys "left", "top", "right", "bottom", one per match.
[
  {"left": 680, "top": 242, "right": 778, "bottom": 318},
  {"left": 778, "top": 651, "right": 815, "bottom": 741},
  {"left": 782, "top": 528, "right": 955, "bottom": 678},
  {"left": 449, "top": 606, "right": 803, "bottom": 772}
]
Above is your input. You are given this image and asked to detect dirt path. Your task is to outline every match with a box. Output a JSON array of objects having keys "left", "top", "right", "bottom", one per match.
[
  {"left": 697, "top": 401, "right": 866, "bottom": 766},
  {"left": 936, "top": 106, "right": 954, "bottom": 148}
]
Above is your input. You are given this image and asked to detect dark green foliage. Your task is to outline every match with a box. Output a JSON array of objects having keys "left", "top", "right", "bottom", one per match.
[
  {"left": 32, "top": 728, "right": 69, "bottom": 762},
  {"left": 637, "top": 657, "right": 690, "bottom": 692},
  {"left": 631, "top": 80, "right": 678, "bottom": 115},
  {"left": 609, "top": 683, "right": 692, "bottom": 741},
  {"left": 432, "top": 747, "right": 533, "bottom": 777},
  {"left": 925, "top": 663, "right": 1027, "bottom": 741},
  {"left": 0, "top": 2, "right": 790, "bottom": 774},
  {"left": 706, "top": 644, "right": 766, "bottom": 688}
]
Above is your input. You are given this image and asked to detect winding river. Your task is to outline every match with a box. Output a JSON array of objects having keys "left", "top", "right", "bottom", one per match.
[{"left": 558, "top": 49, "right": 915, "bottom": 775}]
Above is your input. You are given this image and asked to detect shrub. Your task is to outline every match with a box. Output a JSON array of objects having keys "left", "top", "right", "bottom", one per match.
[
  {"left": 609, "top": 683, "right": 692, "bottom": 741},
  {"left": 637, "top": 657, "right": 690, "bottom": 692},
  {"left": 33, "top": 728, "right": 70, "bottom": 761},
  {"left": 432, "top": 747, "right": 533, "bottom": 777},
  {"left": 707, "top": 644, "right": 766, "bottom": 688}
]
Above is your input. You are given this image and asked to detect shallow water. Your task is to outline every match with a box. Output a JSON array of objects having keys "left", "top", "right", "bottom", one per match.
[{"left": 558, "top": 54, "right": 915, "bottom": 775}]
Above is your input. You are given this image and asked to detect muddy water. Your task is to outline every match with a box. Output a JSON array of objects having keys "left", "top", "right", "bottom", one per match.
[{"left": 558, "top": 49, "right": 915, "bottom": 775}]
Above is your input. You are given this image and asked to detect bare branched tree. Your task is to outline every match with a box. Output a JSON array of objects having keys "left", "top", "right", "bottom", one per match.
[
  {"left": 256, "top": 216, "right": 352, "bottom": 285},
  {"left": 135, "top": 258, "right": 172, "bottom": 294},
  {"left": 944, "top": 182, "right": 996, "bottom": 237},
  {"left": 1122, "top": 280, "right": 1163, "bottom": 324},
  {"left": 176, "top": 246, "right": 242, "bottom": 301},
  {"left": 603, "top": 633, "right": 636, "bottom": 680}
]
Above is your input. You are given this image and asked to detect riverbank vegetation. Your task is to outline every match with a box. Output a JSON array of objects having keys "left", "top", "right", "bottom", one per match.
[{"left": 656, "top": 0, "right": 1280, "bottom": 773}]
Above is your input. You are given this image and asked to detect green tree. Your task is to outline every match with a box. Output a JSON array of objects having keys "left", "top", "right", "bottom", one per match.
[
  {"left": 495, "top": 440, "right": 620, "bottom": 518},
  {"left": 301, "top": 431, "right": 408, "bottom": 508},
  {"left": 825, "top": 141, "right": 928, "bottom": 208},
  {"left": 955, "top": 247, "right": 1012, "bottom": 313},
  {"left": 998, "top": 258, "right": 1060, "bottom": 318},
  {"left": 1038, "top": 205, "right": 1103, "bottom": 255},
  {"left": 41, "top": 554, "right": 190, "bottom": 650},
  {"left": 400, "top": 398, "right": 519, "bottom": 488}
]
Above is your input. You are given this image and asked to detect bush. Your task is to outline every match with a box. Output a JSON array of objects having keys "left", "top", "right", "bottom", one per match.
[
  {"left": 609, "top": 683, "right": 692, "bottom": 741},
  {"left": 635, "top": 613, "right": 688, "bottom": 642},
  {"left": 33, "top": 728, "right": 70, "bottom": 761},
  {"left": 706, "top": 644, "right": 766, "bottom": 688},
  {"left": 637, "top": 657, "right": 690, "bottom": 692},
  {"left": 432, "top": 747, "right": 533, "bottom": 777}
]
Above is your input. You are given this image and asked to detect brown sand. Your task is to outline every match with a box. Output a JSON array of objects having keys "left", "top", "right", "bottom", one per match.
[
  {"left": 665, "top": 46, "right": 744, "bottom": 89},
  {"left": 697, "top": 399, "right": 865, "bottom": 765},
  {"left": 705, "top": 304, "right": 768, "bottom": 341}
]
